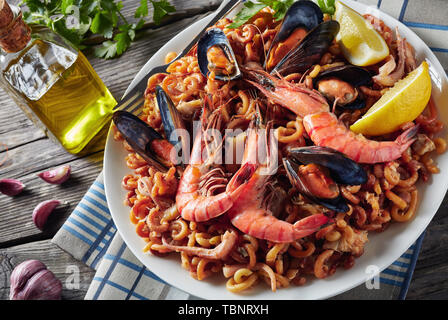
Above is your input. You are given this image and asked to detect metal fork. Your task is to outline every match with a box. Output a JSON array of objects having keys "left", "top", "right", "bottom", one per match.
[{"left": 114, "top": 0, "right": 243, "bottom": 115}]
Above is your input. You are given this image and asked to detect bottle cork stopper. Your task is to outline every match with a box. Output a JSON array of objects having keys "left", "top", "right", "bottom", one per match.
[
  {"left": 0, "top": 0, "right": 31, "bottom": 53},
  {"left": 0, "top": 0, "right": 13, "bottom": 29}
]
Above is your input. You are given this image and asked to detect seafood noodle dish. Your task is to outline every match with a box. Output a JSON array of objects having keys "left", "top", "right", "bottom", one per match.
[{"left": 112, "top": 0, "right": 446, "bottom": 293}]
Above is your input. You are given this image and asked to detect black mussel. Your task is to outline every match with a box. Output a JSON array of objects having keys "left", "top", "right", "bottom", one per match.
[
  {"left": 271, "top": 20, "right": 340, "bottom": 75},
  {"left": 265, "top": 0, "right": 323, "bottom": 71},
  {"left": 197, "top": 28, "right": 241, "bottom": 81},
  {"left": 316, "top": 77, "right": 362, "bottom": 108},
  {"left": 285, "top": 146, "right": 368, "bottom": 185},
  {"left": 315, "top": 65, "right": 373, "bottom": 87},
  {"left": 155, "top": 85, "right": 189, "bottom": 165},
  {"left": 113, "top": 111, "right": 176, "bottom": 172},
  {"left": 313, "top": 65, "right": 373, "bottom": 109},
  {"left": 283, "top": 158, "right": 349, "bottom": 212}
]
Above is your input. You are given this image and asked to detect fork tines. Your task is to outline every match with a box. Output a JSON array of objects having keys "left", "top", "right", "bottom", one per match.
[{"left": 115, "top": 91, "right": 145, "bottom": 116}]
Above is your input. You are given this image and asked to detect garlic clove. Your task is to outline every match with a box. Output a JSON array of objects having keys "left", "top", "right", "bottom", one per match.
[
  {"left": 37, "top": 165, "right": 71, "bottom": 184},
  {"left": 32, "top": 200, "right": 61, "bottom": 230},
  {"left": 0, "top": 178, "right": 25, "bottom": 196},
  {"left": 10, "top": 260, "right": 62, "bottom": 300}
]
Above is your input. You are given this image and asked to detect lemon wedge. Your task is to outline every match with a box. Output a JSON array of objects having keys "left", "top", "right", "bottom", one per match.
[
  {"left": 334, "top": 1, "right": 389, "bottom": 66},
  {"left": 350, "top": 61, "right": 432, "bottom": 136}
]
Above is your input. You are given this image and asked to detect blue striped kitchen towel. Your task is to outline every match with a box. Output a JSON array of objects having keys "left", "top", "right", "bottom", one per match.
[
  {"left": 52, "top": 172, "right": 190, "bottom": 300},
  {"left": 51, "top": 0, "right": 447, "bottom": 300},
  {"left": 51, "top": 172, "right": 425, "bottom": 300}
]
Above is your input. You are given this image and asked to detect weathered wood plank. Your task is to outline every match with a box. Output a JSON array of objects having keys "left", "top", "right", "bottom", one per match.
[
  {"left": 0, "top": 12, "right": 213, "bottom": 183},
  {"left": 0, "top": 150, "right": 104, "bottom": 247},
  {"left": 406, "top": 197, "right": 448, "bottom": 300},
  {"left": 0, "top": 11, "right": 212, "bottom": 153},
  {"left": 0, "top": 12, "right": 211, "bottom": 171},
  {"left": 0, "top": 239, "right": 95, "bottom": 300},
  {"left": 0, "top": 13, "right": 212, "bottom": 245},
  {"left": 0, "top": 0, "right": 220, "bottom": 151},
  {"left": 0, "top": 100, "right": 46, "bottom": 147},
  {"left": 83, "top": 12, "right": 212, "bottom": 101},
  {"left": 118, "top": 0, "right": 221, "bottom": 25},
  {"left": 0, "top": 0, "right": 447, "bottom": 300}
]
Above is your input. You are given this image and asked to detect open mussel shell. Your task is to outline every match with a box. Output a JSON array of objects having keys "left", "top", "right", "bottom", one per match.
[
  {"left": 197, "top": 28, "right": 241, "bottom": 81},
  {"left": 314, "top": 65, "right": 373, "bottom": 110},
  {"left": 113, "top": 110, "right": 170, "bottom": 172},
  {"left": 265, "top": 0, "right": 323, "bottom": 71},
  {"left": 271, "top": 20, "right": 340, "bottom": 75},
  {"left": 155, "top": 85, "right": 189, "bottom": 166},
  {"left": 286, "top": 146, "right": 368, "bottom": 185},
  {"left": 314, "top": 65, "right": 373, "bottom": 88},
  {"left": 283, "top": 158, "right": 349, "bottom": 213}
]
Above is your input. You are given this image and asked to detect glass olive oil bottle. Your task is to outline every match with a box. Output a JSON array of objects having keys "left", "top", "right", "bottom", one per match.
[{"left": 0, "top": 1, "right": 116, "bottom": 154}]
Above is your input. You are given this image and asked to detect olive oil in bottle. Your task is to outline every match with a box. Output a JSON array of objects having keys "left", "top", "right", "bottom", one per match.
[{"left": 0, "top": 1, "right": 116, "bottom": 154}]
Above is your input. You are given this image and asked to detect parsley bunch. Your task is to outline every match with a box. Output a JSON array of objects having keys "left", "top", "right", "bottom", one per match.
[{"left": 20, "top": 0, "right": 176, "bottom": 59}]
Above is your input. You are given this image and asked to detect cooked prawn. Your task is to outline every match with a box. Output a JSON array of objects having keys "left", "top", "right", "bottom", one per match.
[
  {"left": 227, "top": 116, "right": 330, "bottom": 243},
  {"left": 303, "top": 112, "right": 418, "bottom": 164},
  {"left": 244, "top": 68, "right": 329, "bottom": 118},
  {"left": 176, "top": 105, "right": 254, "bottom": 222}
]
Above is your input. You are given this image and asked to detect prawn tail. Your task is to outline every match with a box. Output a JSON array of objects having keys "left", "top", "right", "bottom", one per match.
[
  {"left": 293, "top": 214, "right": 331, "bottom": 238},
  {"left": 396, "top": 124, "right": 420, "bottom": 151}
]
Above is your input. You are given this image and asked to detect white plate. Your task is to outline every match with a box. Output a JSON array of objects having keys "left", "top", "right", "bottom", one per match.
[{"left": 104, "top": 0, "right": 448, "bottom": 300}]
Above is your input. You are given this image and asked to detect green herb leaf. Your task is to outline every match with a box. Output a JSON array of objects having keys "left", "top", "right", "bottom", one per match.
[
  {"left": 94, "top": 40, "right": 119, "bottom": 59},
  {"left": 23, "top": 0, "right": 47, "bottom": 12},
  {"left": 312, "top": 0, "right": 336, "bottom": 15},
  {"left": 100, "top": 0, "right": 120, "bottom": 13},
  {"left": 135, "top": 0, "right": 149, "bottom": 18},
  {"left": 269, "top": 0, "right": 294, "bottom": 21},
  {"left": 114, "top": 29, "right": 132, "bottom": 55},
  {"left": 90, "top": 12, "right": 114, "bottom": 39},
  {"left": 94, "top": 22, "right": 137, "bottom": 59},
  {"left": 227, "top": 0, "right": 295, "bottom": 29},
  {"left": 227, "top": 1, "right": 267, "bottom": 29},
  {"left": 60, "top": 0, "right": 74, "bottom": 14},
  {"left": 151, "top": 0, "right": 176, "bottom": 25},
  {"left": 134, "top": 18, "right": 146, "bottom": 30},
  {"left": 53, "top": 18, "right": 83, "bottom": 48}
]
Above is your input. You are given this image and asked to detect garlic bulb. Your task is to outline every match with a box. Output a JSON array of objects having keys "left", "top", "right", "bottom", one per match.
[{"left": 9, "top": 260, "right": 62, "bottom": 300}]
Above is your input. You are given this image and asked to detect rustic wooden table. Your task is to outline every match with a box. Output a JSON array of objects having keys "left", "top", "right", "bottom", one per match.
[{"left": 0, "top": 0, "right": 447, "bottom": 300}]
